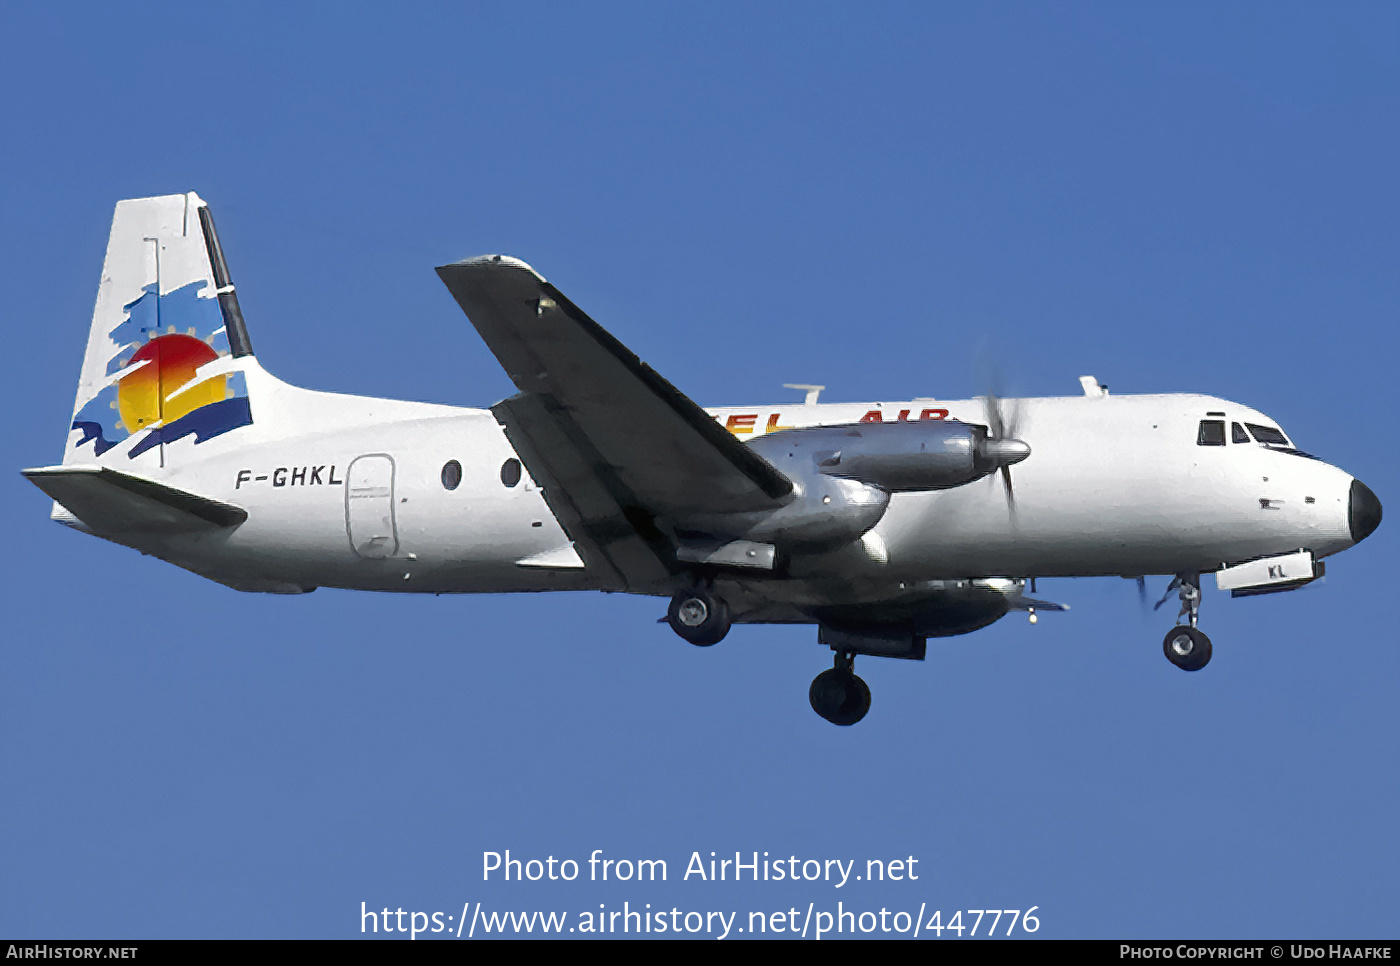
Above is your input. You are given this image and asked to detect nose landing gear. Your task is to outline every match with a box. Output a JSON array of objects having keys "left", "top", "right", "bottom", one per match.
[
  {"left": 1160, "top": 573, "right": 1212, "bottom": 671},
  {"left": 1163, "top": 625, "right": 1212, "bottom": 671},
  {"left": 809, "top": 651, "right": 871, "bottom": 726}
]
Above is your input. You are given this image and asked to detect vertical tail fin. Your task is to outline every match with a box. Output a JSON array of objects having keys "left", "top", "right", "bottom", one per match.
[{"left": 65, "top": 192, "right": 257, "bottom": 470}]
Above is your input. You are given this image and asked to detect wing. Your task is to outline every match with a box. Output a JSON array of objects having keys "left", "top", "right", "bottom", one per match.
[{"left": 436, "top": 256, "right": 792, "bottom": 592}]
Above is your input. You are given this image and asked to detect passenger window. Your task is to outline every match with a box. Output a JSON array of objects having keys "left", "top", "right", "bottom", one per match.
[
  {"left": 1197, "top": 420, "right": 1225, "bottom": 446},
  {"left": 500, "top": 458, "right": 522, "bottom": 487},
  {"left": 1232, "top": 422, "right": 1249, "bottom": 444},
  {"left": 441, "top": 460, "right": 462, "bottom": 490}
]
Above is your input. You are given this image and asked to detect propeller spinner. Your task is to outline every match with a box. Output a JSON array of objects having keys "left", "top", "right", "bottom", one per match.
[{"left": 980, "top": 392, "right": 1031, "bottom": 513}]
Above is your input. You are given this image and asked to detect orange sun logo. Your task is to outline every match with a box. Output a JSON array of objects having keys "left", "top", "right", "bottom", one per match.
[{"left": 115, "top": 330, "right": 225, "bottom": 432}]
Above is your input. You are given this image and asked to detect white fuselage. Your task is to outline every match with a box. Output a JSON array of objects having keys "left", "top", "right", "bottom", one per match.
[{"left": 89, "top": 364, "right": 1356, "bottom": 603}]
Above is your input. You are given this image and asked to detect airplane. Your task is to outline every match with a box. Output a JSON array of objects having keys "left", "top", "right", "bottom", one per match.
[{"left": 23, "top": 193, "right": 1383, "bottom": 725}]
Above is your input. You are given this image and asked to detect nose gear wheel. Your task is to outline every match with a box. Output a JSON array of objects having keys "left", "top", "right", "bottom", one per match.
[{"left": 1163, "top": 625, "right": 1212, "bottom": 671}]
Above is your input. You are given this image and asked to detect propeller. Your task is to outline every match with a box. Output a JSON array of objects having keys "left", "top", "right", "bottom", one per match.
[{"left": 980, "top": 390, "right": 1030, "bottom": 516}]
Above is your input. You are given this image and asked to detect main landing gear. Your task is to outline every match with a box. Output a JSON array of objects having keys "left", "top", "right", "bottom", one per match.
[
  {"left": 662, "top": 587, "right": 874, "bottom": 725},
  {"left": 809, "top": 651, "right": 871, "bottom": 726},
  {"left": 1160, "top": 573, "right": 1212, "bottom": 671},
  {"left": 666, "top": 586, "right": 730, "bottom": 646}
]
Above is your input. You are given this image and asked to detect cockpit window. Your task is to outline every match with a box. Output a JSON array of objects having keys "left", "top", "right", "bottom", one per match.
[
  {"left": 1197, "top": 420, "right": 1225, "bottom": 446},
  {"left": 1246, "top": 423, "right": 1290, "bottom": 446},
  {"left": 1231, "top": 422, "right": 1250, "bottom": 443}
]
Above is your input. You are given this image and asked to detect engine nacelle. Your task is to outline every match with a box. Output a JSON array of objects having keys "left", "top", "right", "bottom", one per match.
[
  {"left": 741, "top": 472, "right": 889, "bottom": 551},
  {"left": 679, "top": 420, "right": 1028, "bottom": 556},
  {"left": 750, "top": 420, "right": 1024, "bottom": 493}
]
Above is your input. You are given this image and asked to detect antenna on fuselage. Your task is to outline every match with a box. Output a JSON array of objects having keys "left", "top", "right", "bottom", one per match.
[
  {"left": 1078, "top": 375, "right": 1109, "bottom": 397},
  {"left": 784, "top": 383, "right": 825, "bottom": 406}
]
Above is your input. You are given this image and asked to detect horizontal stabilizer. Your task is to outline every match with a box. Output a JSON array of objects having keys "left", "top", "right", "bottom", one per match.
[{"left": 22, "top": 464, "right": 247, "bottom": 534}]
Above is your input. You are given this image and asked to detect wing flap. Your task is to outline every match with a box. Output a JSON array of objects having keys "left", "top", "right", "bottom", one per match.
[
  {"left": 494, "top": 394, "right": 675, "bottom": 591},
  {"left": 23, "top": 464, "right": 247, "bottom": 534}
]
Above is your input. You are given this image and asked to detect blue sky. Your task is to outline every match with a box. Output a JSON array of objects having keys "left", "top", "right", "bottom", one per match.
[{"left": 2, "top": 1, "right": 1396, "bottom": 939}]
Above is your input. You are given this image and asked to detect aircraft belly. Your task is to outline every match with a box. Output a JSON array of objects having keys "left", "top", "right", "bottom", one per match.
[{"left": 159, "top": 494, "right": 601, "bottom": 594}]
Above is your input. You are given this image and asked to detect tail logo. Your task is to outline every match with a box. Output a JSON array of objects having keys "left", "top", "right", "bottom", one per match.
[{"left": 71, "top": 280, "right": 252, "bottom": 459}]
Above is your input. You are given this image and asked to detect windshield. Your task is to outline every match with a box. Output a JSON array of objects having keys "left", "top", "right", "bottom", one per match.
[{"left": 1246, "top": 423, "right": 1291, "bottom": 447}]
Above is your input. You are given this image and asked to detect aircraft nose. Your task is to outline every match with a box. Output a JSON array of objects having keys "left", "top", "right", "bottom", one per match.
[{"left": 1349, "top": 478, "right": 1382, "bottom": 544}]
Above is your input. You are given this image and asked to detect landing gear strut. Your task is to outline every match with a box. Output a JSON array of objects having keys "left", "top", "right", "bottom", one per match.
[
  {"left": 809, "top": 651, "right": 871, "bottom": 726},
  {"left": 1162, "top": 573, "right": 1212, "bottom": 671},
  {"left": 666, "top": 587, "right": 730, "bottom": 646}
]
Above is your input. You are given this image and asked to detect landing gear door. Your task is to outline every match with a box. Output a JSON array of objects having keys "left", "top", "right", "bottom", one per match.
[
  {"left": 1215, "top": 550, "right": 1320, "bottom": 596},
  {"left": 346, "top": 454, "right": 398, "bottom": 558}
]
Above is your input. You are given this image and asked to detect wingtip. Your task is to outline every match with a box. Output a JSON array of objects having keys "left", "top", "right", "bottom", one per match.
[{"left": 435, "top": 254, "right": 543, "bottom": 279}]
